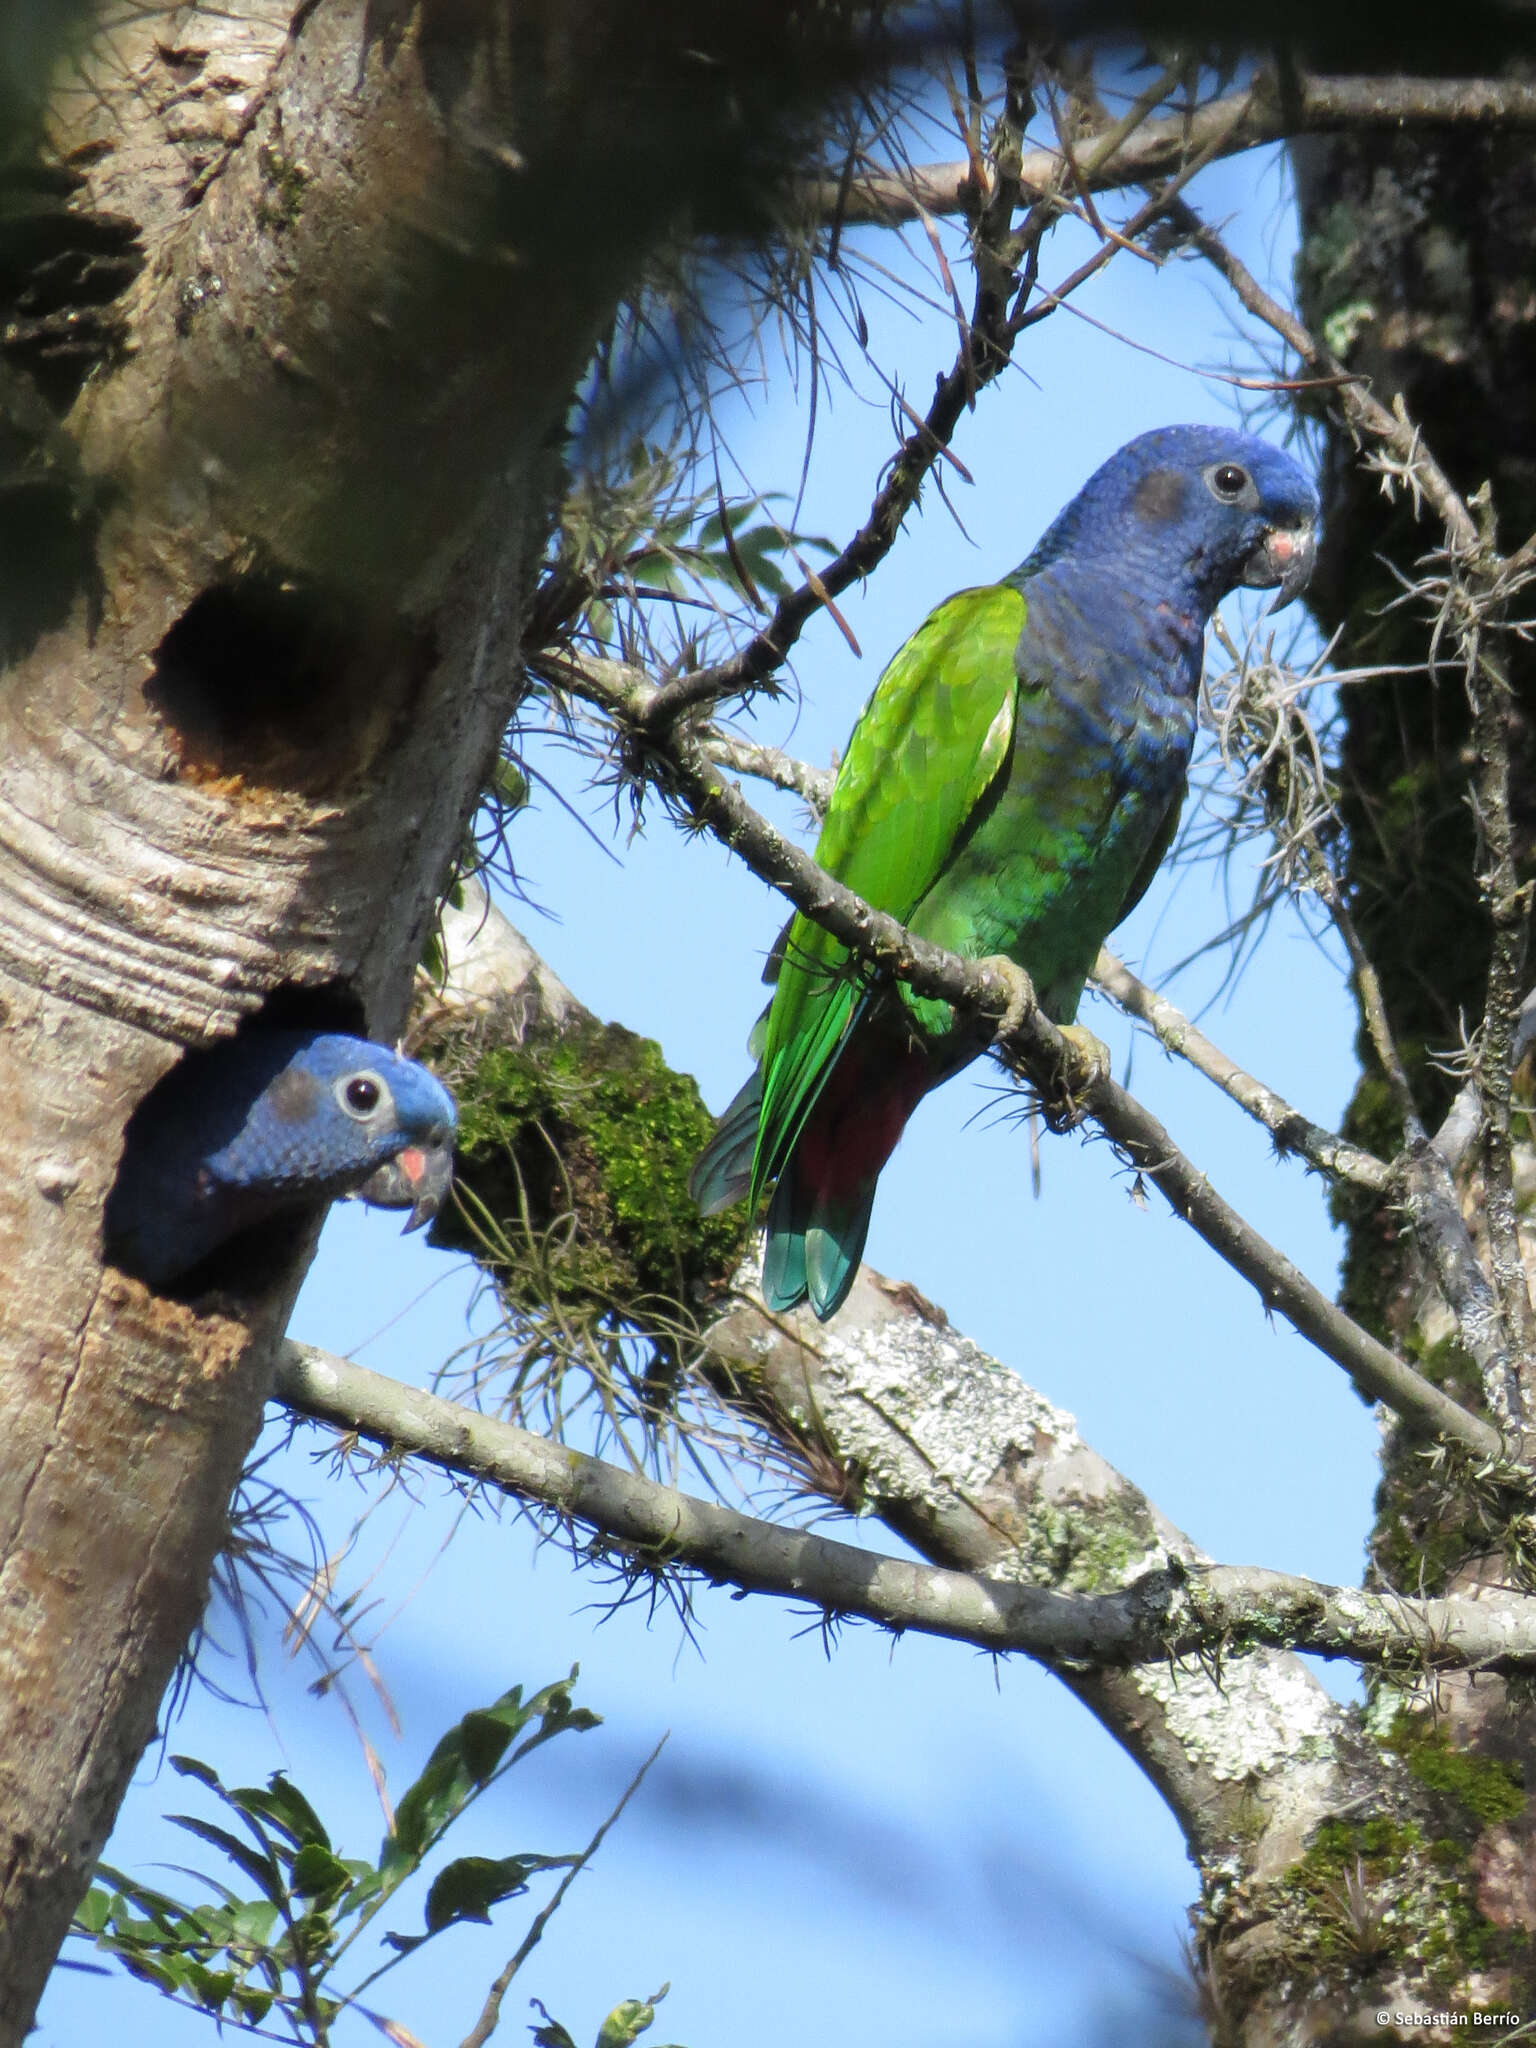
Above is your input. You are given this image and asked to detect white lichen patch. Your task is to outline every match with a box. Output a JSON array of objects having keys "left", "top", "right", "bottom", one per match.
[
  {"left": 812, "top": 1297, "right": 1082, "bottom": 1504},
  {"left": 1136, "top": 1646, "right": 1342, "bottom": 1783}
]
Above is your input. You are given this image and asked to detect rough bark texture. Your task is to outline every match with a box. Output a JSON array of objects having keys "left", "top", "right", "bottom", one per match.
[
  {"left": 0, "top": 8, "right": 546, "bottom": 2022},
  {"left": 1282, "top": 108, "right": 1536, "bottom": 2039},
  {"left": 0, "top": 0, "right": 874, "bottom": 2028}
]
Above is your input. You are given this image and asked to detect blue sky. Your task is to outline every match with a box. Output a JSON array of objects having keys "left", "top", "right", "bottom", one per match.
[{"left": 42, "top": 134, "right": 1381, "bottom": 2048}]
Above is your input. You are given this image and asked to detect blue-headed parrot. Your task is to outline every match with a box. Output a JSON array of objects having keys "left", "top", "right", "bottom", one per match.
[
  {"left": 106, "top": 1030, "right": 458, "bottom": 1286},
  {"left": 691, "top": 424, "right": 1319, "bottom": 1319}
]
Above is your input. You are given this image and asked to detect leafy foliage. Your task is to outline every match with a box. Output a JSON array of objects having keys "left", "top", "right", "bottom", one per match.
[
  {"left": 531, "top": 1984, "right": 685, "bottom": 2048},
  {"left": 66, "top": 1672, "right": 667, "bottom": 2047}
]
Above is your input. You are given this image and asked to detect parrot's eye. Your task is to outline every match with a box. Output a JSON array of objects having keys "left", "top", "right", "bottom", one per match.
[
  {"left": 336, "top": 1071, "right": 388, "bottom": 1120},
  {"left": 1210, "top": 463, "right": 1249, "bottom": 500}
]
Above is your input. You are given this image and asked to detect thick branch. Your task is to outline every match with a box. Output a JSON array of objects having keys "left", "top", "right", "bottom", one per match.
[
  {"left": 1467, "top": 624, "right": 1536, "bottom": 1388},
  {"left": 1398, "top": 1139, "right": 1520, "bottom": 1430},
  {"left": 421, "top": 880, "right": 1369, "bottom": 1878},
  {"left": 823, "top": 74, "right": 1536, "bottom": 226},
  {"left": 274, "top": 1345, "right": 1536, "bottom": 1674}
]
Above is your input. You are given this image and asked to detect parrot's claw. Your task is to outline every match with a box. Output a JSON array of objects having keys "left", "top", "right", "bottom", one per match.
[
  {"left": 978, "top": 955, "right": 1037, "bottom": 1053},
  {"left": 1042, "top": 1022, "right": 1111, "bottom": 1132}
]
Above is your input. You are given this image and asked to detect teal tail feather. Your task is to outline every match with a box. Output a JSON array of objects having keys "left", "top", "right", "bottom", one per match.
[
  {"left": 762, "top": 1159, "right": 875, "bottom": 1321},
  {"left": 689, "top": 1069, "right": 763, "bottom": 1216}
]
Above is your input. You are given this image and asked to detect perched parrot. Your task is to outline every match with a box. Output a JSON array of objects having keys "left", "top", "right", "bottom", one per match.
[
  {"left": 105, "top": 1030, "right": 458, "bottom": 1287},
  {"left": 690, "top": 424, "right": 1319, "bottom": 1320}
]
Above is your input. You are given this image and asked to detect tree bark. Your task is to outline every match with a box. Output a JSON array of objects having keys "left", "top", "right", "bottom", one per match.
[{"left": 0, "top": 0, "right": 873, "bottom": 2025}]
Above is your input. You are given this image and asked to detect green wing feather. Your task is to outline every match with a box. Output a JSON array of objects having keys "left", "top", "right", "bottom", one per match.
[{"left": 749, "top": 583, "right": 1026, "bottom": 1207}]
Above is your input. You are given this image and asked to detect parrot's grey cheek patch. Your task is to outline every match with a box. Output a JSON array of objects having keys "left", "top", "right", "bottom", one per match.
[
  {"left": 265, "top": 1066, "right": 326, "bottom": 1123},
  {"left": 1133, "top": 468, "right": 1190, "bottom": 524}
]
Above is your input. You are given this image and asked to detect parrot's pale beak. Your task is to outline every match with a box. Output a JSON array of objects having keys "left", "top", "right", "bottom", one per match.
[
  {"left": 352, "top": 1136, "right": 456, "bottom": 1231},
  {"left": 1241, "top": 520, "right": 1317, "bottom": 613}
]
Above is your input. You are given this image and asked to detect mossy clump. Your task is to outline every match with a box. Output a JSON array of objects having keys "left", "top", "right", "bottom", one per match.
[
  {"left": 1365, "top": 1341, "right": 1536, "bottom": 1601},
  {"left": 1274, "top": 1809, "right": 1512, "bottom": 1986},
  {"left": 1384, "top": 1714, "right": 1526, "bottom": 1830},
  {"left": 1011, "top": 1491, "right": 1160, "bottom": 1594},
  {"left": 1237, "top": 1712, "right": 1531, "bottom": 2000},
  {"left": 429, "top": 1017, "right": 750, "bottom": 1329}
]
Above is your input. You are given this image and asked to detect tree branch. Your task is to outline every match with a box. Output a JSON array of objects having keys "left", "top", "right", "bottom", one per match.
[
  {"left": 1091, "top": 946, "right": 1390, "bottom": 1191},
  {"left": 1175, "top": 220, "right": 1536, "bottom": 1422},
  {"left": 1465, "top": 611, "right": 1536, "bottom": 1392},
  {"left": 274, "top": 1343, "right": 1536, "bottom": 1673},
  {"left": 821, "top": 74, "right": 1536, "bottom": 227},
  {"left": 701, "top": 735, "right": 834, "bottom": 811},
  {"left": 417, "top": 880, "right": 1364, "bottom": 1871},
  {"left": 545, "top": 651, "right": 1505, "bottom": 1460},
  {"left": 630, "top": 62, "right": 1188, "bottom": 728},
  {"left": 1169, "top": 198, "right": 1481, "bottom": 554}
]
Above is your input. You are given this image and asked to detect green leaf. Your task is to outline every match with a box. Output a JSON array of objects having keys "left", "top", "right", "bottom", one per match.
[
  {"left": 384, "top": 1679, "right": 576, "bottom": 1877},
  {"left": 290, "top": 1842, "right": 353, "bottom": 1908},
  {"left": 459, "top": 1708, "right": 517, "bottom": 1783},
  {"left": 94, "top": 1867, "right": 188, "bottom": 1928},
  {"left": 234, "top": 1774, "right": 331, "bottom": 1850},
  {"left": 74, "top": 1888, "right": 111, "bottom": 1936},
  {"left": 529, "top": 2001, "right": 579, "bottom": 2048},
  {"left": 169, "top": 1755, "right": 223, "bottom": 1791},
  {"left": 166, "top": 1817, "right": 285, "bottom": 1904},
  {"left": 186, "top": 1963, "right": 237, "bottom": 2012},
  {"left": 284, "top": 1906, "right": 335, "bottom": 1968},
  {"left": 596, "top": 1984, "right": 677, "bottom": 2048},
  {"left": 422, "top": 1853, "right": 537, "bottom": 1933},
  {"left": 121, "top": 1954, "right": 181, "bottom": 1995},
  {"left": 227, "top": 1897, "right": 281, "bottom": 1948},
  {"left": 596, "top": 1998, "right": 656, "bottom": 2048}
]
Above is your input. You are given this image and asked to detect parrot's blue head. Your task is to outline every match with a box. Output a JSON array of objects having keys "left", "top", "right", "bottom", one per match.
[
  {"left": 105, "top": 1029, "right": 459, "bottom": 1289},
  {"left": 231, "top": 1033, "right": 458, "bottom": 1203},
  {"left": 1023, "top": 424, "right": 1320, "bottom": 620}
]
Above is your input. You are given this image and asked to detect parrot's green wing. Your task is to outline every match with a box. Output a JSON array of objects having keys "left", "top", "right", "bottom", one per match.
[{"left": 749, "top": 583, "right": 1025, "bottom": 1207}]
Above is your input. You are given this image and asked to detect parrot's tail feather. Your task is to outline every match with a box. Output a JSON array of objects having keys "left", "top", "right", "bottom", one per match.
[
  {"left": 689, "top": 1068, "right": 764, "bottom": 1216},
  {"left": 761, "top": 1173, "right": 809, "bottom": 1310},
  {"left": 760, "top": 1159, "right": 875, "bottom": 1320},
  {"left": 804, "top": 1197, "right": 874, "bottom": 1320},
  {"left": 760, "top": 1026, "right": 931, "bottom": 1320}
]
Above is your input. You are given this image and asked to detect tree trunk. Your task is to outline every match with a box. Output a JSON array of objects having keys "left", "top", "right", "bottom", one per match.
[
  {"left": 0, "top": 0, "right": 869, "bottom": 2026},
  {"left": 1253, "top": 111, "right": 1536, "bottom": 2035}
]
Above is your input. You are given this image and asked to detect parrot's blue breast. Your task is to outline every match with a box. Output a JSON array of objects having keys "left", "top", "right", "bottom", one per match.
[{"left": 105, "top": 1030, "right": 458, "bottom": 1287}]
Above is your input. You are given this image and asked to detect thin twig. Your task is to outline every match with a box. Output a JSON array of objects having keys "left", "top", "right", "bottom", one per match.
[
  {"left": 819, "top": 73, "right": 1536, "bottom": 227},
  {"left": 635, "top": 60, "right": 1180, "bottom": 727},
  {"left": 1092, "top": 948, "right": 1389, "bottom": 1191},
  {"left": 703, "top": 735, "right": 834, "bottom": 812},
  {"left": 1170, "top": 198, "right": 1479, "bottom": 553},
  {"left": 458, "top": 1738, "right": 667, "bottom": 2048}
]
